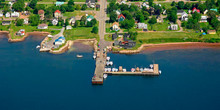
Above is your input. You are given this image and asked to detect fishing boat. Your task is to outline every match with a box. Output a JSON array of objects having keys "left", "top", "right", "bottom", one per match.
[
  {"left": 93, "top": 55, "right": 96, "bottom": 59},
  {"left": 36, "top": 45, "right": 40, "bottom": 49},
  {"left": 122, "top": 69, "right": 126, "bottom": 72},
  {"left": 103, "top": 74, "right": 108, "bottom": 79},
  {"left": 150, "top": 64, "right": 154, "bottom": 69},
  {"left": 131, "top": 68, "right": 135, "bottom": 72},
  {"left": 159, "top": 70, "right": 162, "bottom": 74},
  {"left": 106, "top": 56, "right": 110, "bottom": 61},
  {"left": 76, "top": 55, "right": 83, "bottom": 58}
]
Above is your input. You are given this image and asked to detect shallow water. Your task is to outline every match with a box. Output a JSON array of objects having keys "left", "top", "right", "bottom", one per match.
[{"left": 0, "top": 35, "right": 220, "bottom": 110}]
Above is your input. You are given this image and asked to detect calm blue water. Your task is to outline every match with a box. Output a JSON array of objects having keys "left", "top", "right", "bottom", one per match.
[{"left": 0, "top": 35, "right": 220, "bottom": 110}]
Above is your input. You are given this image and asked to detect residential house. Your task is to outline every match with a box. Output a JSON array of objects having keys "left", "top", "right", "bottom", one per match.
[
  {"left": 11, "top": 11, "right": 19, "bottom": 17},
  {"left": 218, "top": 16, "right": 220, "bottom": 21},
  {"left": 38, "top": 24, "right": 48, "bottom": 29},
  {"left": 115, "top": 10, "right": 121, "bottom": 16},
  {"left": 24, "top": 18, "right": 29, "bottom": 24},
  {"left": 56, "top": 1, "right": 64, "bottom": 6},
  {"left": 0, "top": 10, "right": 3, "bottom": 17},
  {"left": 54, "top": 10, "right": 62, "bottom": 18},
  {"left": 207, "top": 30, "right": 216, "bottom": 34},
  {"left": 69, "top": 16, "right": 76, "bottom": 26},
  {"left": 181, "top": 12, "right": 188, "bottom": 21},
  {"left": 120, "top": 40, "right": 136, "bottom": 49},
  {"left": 38, "top": 10, "right": 44, "bottom": 20},
  {"left": 52, "top": 18, "right": 58, "bottom": 25},
  {"left": 54, "top": 36, "right": 65, "bottom": 46},
  {"left": 2, "top": 21, "right": 11, "bottom": 25},
  {"left": 118, "top": 14, "right": 125, "bottom": 22},
  {"left": 177, "top": 10, "right": 185, "bottom": 15},
  {"left": 156, "top": 15, "right": 163, "bottom": 23},
  {"left": 5, "top": 12, "right": 10, "bottom": 17},
  {"left": 168, "top": 24, "right": 178, "bottom": 30},
  {"left": 86, "top": 15, "right": 94, "bottom": 22},
  {"left": 137, "top": 23, "right": 147, "bottom": 29},
  {"left": 16, "top": 29, "right": 25, "bottom": 36},
  {"left": 86, "top": 0, "right": 96, "bottom": 8},
  {"left": 112, "top": 22, "right": 120, "bottom": 31},
  {"left": 192, "top": 7, "right": 200, "bottom": 13},
  {"left": 66, "top": 25, "right": 72, "bottom": 30},
  {"left": 142, "top": 2, "right": 149, "bottom": 9},
  {"left": 112, "top": 33, "right": 118, "bottom": 40},
  {"left": 200, "top": 16, "right": 207, "bottom": 22}
]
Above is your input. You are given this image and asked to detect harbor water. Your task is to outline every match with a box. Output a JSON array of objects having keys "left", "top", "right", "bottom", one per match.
[{"left": 0, "top": 35, "right": 220, "bottom": 110}]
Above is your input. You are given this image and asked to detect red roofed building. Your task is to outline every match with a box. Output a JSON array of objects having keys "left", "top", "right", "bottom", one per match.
[
  {"left": 192, "top": 7, "right": 200, "bottom": 13},
  {"left": 38, "top": 10, "right": 44, "bottom": 20},
  {"left": 54, "top": 10, "right": 62, "bottom": 18},
  {"left": 118, "top": 14, "right": 125, "bottom": 22}
]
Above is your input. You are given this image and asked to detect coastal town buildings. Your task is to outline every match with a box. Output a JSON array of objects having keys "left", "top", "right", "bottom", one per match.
[
  {"left": 54, "top": 36, "right": 65, "bottom": 46},
  {"left": 54, "top": 10, "right": 62, "bottom": 18}
]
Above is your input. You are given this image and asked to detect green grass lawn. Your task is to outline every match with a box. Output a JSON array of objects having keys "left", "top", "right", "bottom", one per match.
[
  {"left": 64, "top": 27, "right": 98, "bottom": 40},
  {"left": 160, "top": 2, "right": 173, "bottom": 9},
  {"left": 63, "top": 11, "right": 95, "bottom": 18},
  {"left": 104, "top": 34, "right": 113, "bottom": 41}
]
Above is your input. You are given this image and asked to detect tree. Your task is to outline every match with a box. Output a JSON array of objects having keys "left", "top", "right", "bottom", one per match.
[
  {"left": 80, "top": 15, "right": 87, "bottom": 26},
  {"left": 29, "top": 14, "right": 40, "bottom": 26},
  {"left": 120, "top": 19, "right": 135, "bottom": 29},
  {"left": 217, "top": 0, "right": 220, "bottom": 7},
  {"left": 154, "top": 5, "right": 162, "bottom": 15},
  {"left": 75, "top": 4, "right": 81, "bottom": 10},
  {"left": 29, "top": 0, "right": 37, "bottom": 9},
  {"left": 128, "top": 31, "right": 138, "bottom": 40},
  {"left": 205, "top": 0, "right": 214, "bottom": 9},
  {"left": 192, "top": 12, "right": 201, "bottom": 22},
  {"left": 177, "top": 1, "right": 185, "bottom": 9},
  {"left": 68, "top": 0, "right": 75, "bottom": 6},
  {"left": 16, "top": 19, "right": 24, "bottom": 26},
  {"left": 110, "top": 11, "right": 117, "bottom": 22},
  {"left": 92, "top": 26, "right": 98, "bottom": 34},
  {"left": 60, "top": 5, "right": 66, "bottom": 13},
  {"left": 74, "top": 20, "right": 80, "bottom": 27},
  {"left": 148, "top": 16, "right": 157, "bottom": 25},
  {"left": 67, "top": 5, "right": 74, "bottom": 12},
  {"left": 65, "top": 19, "right": 69, "bottom": 26},
  {"left": 81, "top": 4, "right": 87, "bottom": 10},
  {"left": 61, "top": 20, "right": 64, "bottom": 26},
  {"left": 171, "top": 1, "right": 176, "bottom": 6},
  {"left": 12, "top": 0, "right": 25, "bottom": 11},
  {"left": 136, "top": 11, "right": 144, "bottom": 22},
  {"left": 122, "top": 11, "right": 133, "bottom": 20},
  {"left": 142, "top": 11, "right": 149, "bottom": 20},
  {"left": 119, "top": 4, "right": 129, "bottom": 11},
  {"left": 184, "top": 2, "right": 192, "bottom": 10},
  {"left": 148, "top": 0, "right": 154, "bottom": 7},
  {"left": 198, "top": 4, "right": 206, "bottom": 13},
  {"left": 167, "top": 8, "right": 177, "bottom": 23}
]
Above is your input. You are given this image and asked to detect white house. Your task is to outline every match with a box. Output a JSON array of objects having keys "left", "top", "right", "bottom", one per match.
[
  {"left": 137, "top": 23, "right": 147, "bottom": 29},
  {"left": 86, "top": 0, "right": 96, "bottom": 8},
  {"left": 5, "top": 12, "right": 10, "bottom": 17},
  {"left": 200, "top": 16, "right": 207, "bottom": 22},
  {"left": 11, "top": 11, "right": 19, "bottom": 17},
  {"left": 112, "top": 22, "right": 120, "bottom": 31},
  {"left": 38, "top": 24, "right": 48, "bottom": 29},
  {"left": 54, "top": 36, "right": 65, "bottom": 46},
  {"left": 181, "top": 12, "right": 188, "bottom": 21},
  {"left": 0, "top": 11, "right": 3, "bottom": 17},
  {"left": 52, "top": 19, "right": 58, "bottom": 25},
  {"left": 168, "top": 24, "right": 178, "bottom": 30},
  {"left": 24, "top": 18, "right": 29, "bottom": 24},
  {"left": 66, "top": 25, "right": 72, "bottom": 30}
]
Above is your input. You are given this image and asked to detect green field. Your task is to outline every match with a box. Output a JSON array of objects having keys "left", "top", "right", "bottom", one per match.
[
  {"left": 64, "top": 27, "right": 98, "bottom": 40},
  {"left": 63, "top": 11, "right": 96, "bottom": 18}
]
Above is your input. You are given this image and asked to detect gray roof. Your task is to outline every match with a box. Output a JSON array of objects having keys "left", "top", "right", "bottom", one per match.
[
  {"left": 86, "top": 0, "right": 95, "bottom": 3},
  {"left": 177, "top": 10, "right": 184, "bottom": 13}
]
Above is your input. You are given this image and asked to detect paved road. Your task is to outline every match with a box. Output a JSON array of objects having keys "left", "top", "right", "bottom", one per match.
[{"left": 41, "top": 27, "right": 65, "bottom": 51}]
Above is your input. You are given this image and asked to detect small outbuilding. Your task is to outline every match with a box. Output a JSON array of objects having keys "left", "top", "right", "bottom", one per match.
[{"left": 207, "top": 30, "right": 216, "bottom": 34}]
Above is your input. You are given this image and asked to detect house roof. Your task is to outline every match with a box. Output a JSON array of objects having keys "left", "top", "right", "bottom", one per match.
[
  {"left": 112, "top": 22, "right": 119, "bottom": 26},
  {"left": 201, "top": 16, "right": 207, "bottom": 19},
  {"left": 2, "top": 21, "right": 11, "bottom": 24},
  {"left": 86, "top": 0, "right": 95, "bottom": 3},
  {"left": 38, "top": 23, "right": 48, "bottom": 27},
  {"left": 54, "top": 10, "right": 61, "bottom": 14},
  {"left": 192, "top": 7, "right": 200, "bottom": 13},
  {"left": 118, "top": 14, "right": 125, "bottom": 19},
  {"left": 177, "top": 10, "right": 184, "bottom": 13},
  {"left": 210, "top": 9, "right": 218, "bottom": 12},
  {"left": 38, "top": 10, "right": 44, "bottom": 14},
  {"left": 87, "top": 15, "right": 94, "bottom": 19},
  {"left": 207, "top": 30, "right": 216, "bottom": 33}
]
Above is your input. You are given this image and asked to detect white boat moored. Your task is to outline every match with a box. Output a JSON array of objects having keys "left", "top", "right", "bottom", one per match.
[
  {"left": 36, "top": 45, "right": 40, "bottom": 49},
  {"left": 103, "top": 74, "right": 108, "bottom": 79},
  {"left": 76, "top": 55, "right": 83, "bottom": 58},
  {"left": 106, "top": 57, "right": 110, "bottom": 61},
  {"left": 150, "top": 64, "right": 154, "bottom": 69},
  {"left": 93, "top": 55, "right": 96, "bottom": 59},
  {"left": 159, "top": 70, "right": 162, "bottom": 74}
]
